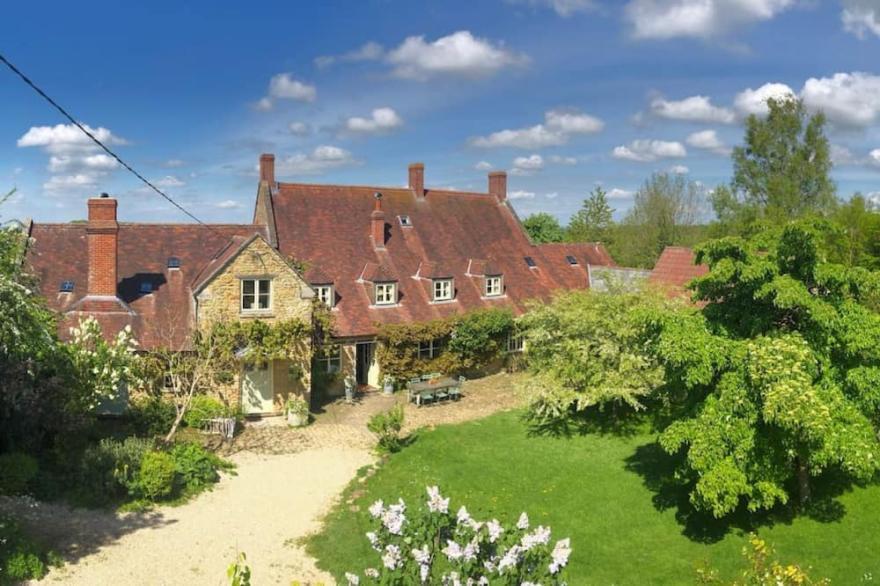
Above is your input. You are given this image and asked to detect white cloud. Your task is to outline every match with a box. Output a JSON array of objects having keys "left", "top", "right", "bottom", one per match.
[
  {"left": 545, "top": 191, "right": 559, "bottom": 199},
  {"left": 508, "top": 0, "right": 598, "bottom": 16},
  {"left": 386, "top": 31, "right": 527, "bottom": 80},
  {"left": 164, "top": 159, "right": 185, "bottom": 168},
  {"left": 831, "top": 144, "right": 858, "bottom": 165},
  {"left": 625, "top": 0, "right": 796, "bottom": 40},
  {"left": 511, "top": 154, "right": 545, "bottom": 175},
  {"left": 800, "top": 72, "right": 880, "bottom": 128},
  {"left": 548, "top": 155, "right": 578, "bottom": 165},
  {"left": 475, "top": 161, "right": 493, "bottom": 171},
  {"left": 315, "top": 41, "right": 384, "bottom": 68},
  {"left": 608, "top": 188, "right": 635, "bottom": 199},
  {"left": 256, "top": 73, "right": 316, "bottom": 110},
  {"left": 669, "top": 165, "right": 690, "bottom": 174},
  {"left": 344, "top": 107, "right": 404, "bottom": 135},
  {"left": 288, "top": 122, "right": 311, "bottom": 136},
  {"left": 470, "top": 108, "right": 603, "bottom": 149},
  {"left": 870, "top": 149, "right": 880, "bottom": 167},
  {"left": 275, "top": 145, "right": 357, "bottom": 175},
  {"left": 612, "top": 139, "right": 687, "bottom": 162},
  {"left": 154, "top": 175, "right": 185, "bottom": 188},
  {"left": 508, "top": 189, "right": 536, "bottom": 199},
  {"left": 842, "top": 0, "right": 880, "bottom": 39},
  {"left": 18, "top": 123, "right": 127, "bottom": 192},
  {"left": 650, "top": 95, "right": 735, "bottom": 124},
  {"left": 733, "top": 82, "right": 796, "bottom": 116},
  {"left": 216, "top": 199, "right": 241, "bottom": 209},
  {"left": 686, "top": 129, "right": 730, "bottom": 155}
]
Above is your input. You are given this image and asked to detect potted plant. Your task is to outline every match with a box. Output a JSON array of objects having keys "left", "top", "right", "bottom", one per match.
[
  {"left": 344, "top": 374, "right": 356, "bottom": 404},
  {"left": 382, "top": 374, "right": 395, "bottom": 396},
  {"left": 286, "top": 395, "right": 309, "bottom": 427}
]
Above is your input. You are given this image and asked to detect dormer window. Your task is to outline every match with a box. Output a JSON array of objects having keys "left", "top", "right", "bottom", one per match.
[
  {"left": 167, "top": 256, "right": 181, "bottom": 269},
  {"left": 566, "top": 255, "right": 578, "bottom": 266},
  {"left": 59, "top": 280, "right": 75, "bottom": 293},
  {"left": 432, "top": 278, "right": 453, "bottom": 302},
  {"left": 524, "top": 256, "right": 537, "bottom": 269},
  {"left": 398, "top": 215, "right": 412, "bottom": 227},
  {"left": 241, "top": 278, "right": 272, "bottom": 312},
  {"left": 485, "top": 275, "right": 503, "bottom": 297},
  {"left": 315, "top": 285, "right": 334, "bottom": 308},
  {"left": 375, "top": 282, "right": 397, "bottom": 306}
]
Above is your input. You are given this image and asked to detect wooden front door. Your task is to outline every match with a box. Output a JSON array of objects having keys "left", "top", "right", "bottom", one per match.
[{"left": 241, "top": 362, "right": 274, "bottom": 414}]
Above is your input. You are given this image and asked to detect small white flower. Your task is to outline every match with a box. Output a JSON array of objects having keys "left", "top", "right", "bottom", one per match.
[
  {"left": 497, "top": 545, "right": 521, "bottom": 574},
  {"left": 443, "top": 539, "right": 463, "bottom": 561},
  {"left": 345, "top": 572, "right": 360, "bottom": 585},
  {"left": 382, "top": 544, "right": 402, "bottom": 570},
  {"left": 426, "top": 486, "right": 450, "bottom": 514},
  {"left": 549, "top": 537, "right": 572, "bottom": 574},
  {"left": 368, "top": 499, "right": 384, "bottom": 518},
  {"left": 412, "top": 544, "right": 431, "bottom": 565},
  {"left": 366, "top": 531, "right": 381, "bottom": 551},
  {"left": 456, "top": 506, "right": 471, "bottom": 525},
  {"left": 420, "top": 563, "right": 430, "bottom": 583},
  {"left": 516, "top": 512, "right": 529, "bottom": 530},
  {"left": 521, "top": 525, "right": 551, "bottom": 551},
  {"left": 486, "top": 519, "right": 504, "bottom": 543},
  {"left": 364, "top": 568, "right": 379, "bottom": 578}
]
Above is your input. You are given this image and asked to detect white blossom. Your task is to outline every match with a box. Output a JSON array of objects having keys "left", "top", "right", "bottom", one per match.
[
  {"left": 368, "top": 499, "right": 384, "bottom": 518},
  {"left": 486, "top": 519, "right": 504, "bottom": 543},
  {"left": 412, "top": 544, "right": 431, "bottom": 565},
  {"left": 443, "top": 539, "right": 464, "bottom": 561},
  {"left": 497, "top": 545, "right": 521, "bottom": 574},
  {"left": 382, "top": 499, "right": 406, "bottom": 535},
  {"left": 366, "top": 531, "right": 381, "bottom": 551},
  {"left": 382, "top": 544, "right": 402, "bottom": 570},
  {"left": 516, "top": 512, "right": 529, "bottom": 530},
  {"left": 549, "top": 538, "right": 572, "bottom": 574},
  {"left": 426, "top": 485, "right": 450, "bottom": 514},
  {"left": 521, "top": 525, "right": 551, "bottom": 551},
  {"left": 345, "top": 572, "right": 360, "bottom": 585},
  {"left": 456, "top": 505, "right": 471, "bottom": 525},
  {"left": 364, "top": 568, "right": 379, "bottom": 578}
]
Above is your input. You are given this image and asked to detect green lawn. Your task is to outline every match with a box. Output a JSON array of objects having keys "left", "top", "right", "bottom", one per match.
[{"left": 307, "top": 410, "right": 880, "bottom": 584}]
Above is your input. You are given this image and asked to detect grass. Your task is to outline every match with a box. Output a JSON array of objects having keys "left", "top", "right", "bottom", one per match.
[{"left": 306, "top": 410, "right": 880, "bottom": 584}]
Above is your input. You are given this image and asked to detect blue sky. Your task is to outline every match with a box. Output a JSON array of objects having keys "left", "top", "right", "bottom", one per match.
[{"left": 2, "top": 0, "right": 879, "bottom": 225}]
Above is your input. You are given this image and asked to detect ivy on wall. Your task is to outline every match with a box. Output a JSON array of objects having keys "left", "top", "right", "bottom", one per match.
[{"left": 376, "top": 308, "right": 516, "bottom": 382}]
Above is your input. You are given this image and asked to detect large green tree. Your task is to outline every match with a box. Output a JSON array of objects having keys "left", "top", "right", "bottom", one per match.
[
  {"left": 714, "top": 97, "right": 835, "bottom": 230},
  {"left": 567, "top": 186, "right": 614, "bottom": 244},
  {"left": 522, "top": 212, "right": 565, "bottom": 244},
  {"left": 648, "top": 224, "right": 880, "bottom": 517}
]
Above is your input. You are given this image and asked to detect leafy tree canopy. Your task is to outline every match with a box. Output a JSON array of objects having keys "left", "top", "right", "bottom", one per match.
[
  {"left": 567, "top": 186, "right": 615, "bottom": 244},
  {"left": 523, "top": 212, "right": 565, "bottom": 244},
  {"left": 648, "top": 223, "right": 880, "bottom": 517}
]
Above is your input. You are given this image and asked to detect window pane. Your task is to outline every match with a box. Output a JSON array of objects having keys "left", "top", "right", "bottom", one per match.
[
  {"left": 243, "top": 280, "right": 255, "bottom": 295},
  {"left": 258, "top": 294, "right": 270, "bottom": 309},
  {"left": 242, "top": 294, "right": 254, "bottom": 309},
  {"left": 259, "top": 280, "right": 270, "bottom": 295}
]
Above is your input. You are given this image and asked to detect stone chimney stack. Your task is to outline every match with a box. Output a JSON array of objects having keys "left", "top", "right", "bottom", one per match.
[
  {"left": 86, "top": 193, "right": 119, "bottom": 297},
  {"left": 408, "top": 163, "right": 425, "bottom": 198},
  {"left": 371, "top": 192, "right": 386, "bottom": 249},
  {"left": 488, "top": 171, "right": 507, "bottom": 202},
  {"left": 259, "top": 153, "right": 275, "bottom": 185}
]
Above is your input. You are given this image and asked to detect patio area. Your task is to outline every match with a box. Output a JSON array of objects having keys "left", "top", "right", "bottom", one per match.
[{"left": 221, "top": 372, "right": 528, "bottom": 456}]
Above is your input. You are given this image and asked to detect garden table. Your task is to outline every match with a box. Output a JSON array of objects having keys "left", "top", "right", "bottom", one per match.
[{"left": 408, "top": 377, "right": 461, "bottom": 406}]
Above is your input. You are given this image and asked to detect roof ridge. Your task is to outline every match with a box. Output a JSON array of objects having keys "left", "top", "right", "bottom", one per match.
[{"left": 277, "top": 181, "right": 489, "bottom": 198}]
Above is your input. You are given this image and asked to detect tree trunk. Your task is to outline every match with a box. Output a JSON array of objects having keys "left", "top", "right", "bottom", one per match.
[
  {"left": 796, "top": 456, "right": 811, "bottom": 507},
  {"left": 164, "top": 410, "right": 185, "bottom": 443}
]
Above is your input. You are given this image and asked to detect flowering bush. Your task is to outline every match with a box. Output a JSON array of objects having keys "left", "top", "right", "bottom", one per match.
[
  {"left": 346, "top": 486, "right": 572, "bottom": 585},
  {"left": 68, "top": 317, "right": 140, "bottom": 411}
]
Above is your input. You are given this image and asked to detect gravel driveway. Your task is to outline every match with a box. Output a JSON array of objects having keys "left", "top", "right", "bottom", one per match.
[{"left": 8, "top": 448, "right": 373, "bottom": 585}]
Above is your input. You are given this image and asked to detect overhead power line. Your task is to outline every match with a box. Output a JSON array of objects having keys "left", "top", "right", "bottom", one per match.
[{"left": 0, "top": 52, "right": 209, "bottom": 226}]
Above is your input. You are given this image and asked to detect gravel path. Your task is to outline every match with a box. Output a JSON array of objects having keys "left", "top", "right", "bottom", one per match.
[{"left": 8, "top": 448, "right": 373, "bottom": 585}]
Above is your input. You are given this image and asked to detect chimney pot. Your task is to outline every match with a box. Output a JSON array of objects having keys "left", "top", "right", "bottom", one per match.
[
  {"left": 408, "top": 162, "right": 425, "bottom": 198},
  {"left": 259, "top": 153, "right": 275, "bottom": 185},
  {"left": 371, "top": 192, "right": 386, "bottom": 248},
  {"left": 86, "top": 195, "right": 119, "bottom": 297},
  {"left": 488, "top": 171, "right": 507, "bottom": 202}
]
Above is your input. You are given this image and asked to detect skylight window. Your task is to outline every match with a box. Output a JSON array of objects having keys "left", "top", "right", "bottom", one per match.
[
  {"left": 167, "top": 256, "right": 181, "bottom": 269},
  {"left": 524, "top": 256, "right": 537, "bottom": 268},
  {"left": 398, "top": 215, "right": 412, "bottom": 227},
  {"left": 140, "top": 282, "right": 154, "bottom": 294},
  {"left": 566, "top": 255, "right": 578, "bottom": 265},
  {"left": 59, "top": 280, "right": 75, "bottom": 293}
]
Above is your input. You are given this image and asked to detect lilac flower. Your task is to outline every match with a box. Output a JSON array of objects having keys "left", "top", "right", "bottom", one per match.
[
  {"left": 486, "top": 519, "right": 504, "bottom": 543},
  {"left": 462, "top": 538, "right": 480, "bottom": 562},
  {"left": 382, "top": 544, "right": 402, "bottom": 570},
  {"left": 521, "top": 525, "right": 551, "bottom": 551},
  {"left": 497, "top": 545, "right": 522, "bottom": 574},
  {"left": 368, "top": 499, "right": 384, "bottom": 518},
  {"left": 516, "top": 512, "right": 529, "bottom": 530},
  {"left": 412, "top": 544, "right": 431, "bottom": 565},
  {"left": 426, "top": 486, "right": 450, "bottom": 514},
  {"left": 420, "top": 563, "right": 430, "bottom": 583},
  {"left": 364, "top": 568, "right": 379, "bottom": 578},
  {"left": 456, "top": 506, "right": 471, "bottom": 525},
  {"left": 549, "top": 538, "right": 572, "bottom": 574},
  {"left": 443, "top": 539, "right": 464, "bottom": 561},
  {"left": 382, "top": 499, "right": 406, "bottom": 535},
  {"left": 366, "top": 531, "right": 381, "bottom": 551},
  {"left": 345, "top": 572, "right": 360, "bottom": 585}
]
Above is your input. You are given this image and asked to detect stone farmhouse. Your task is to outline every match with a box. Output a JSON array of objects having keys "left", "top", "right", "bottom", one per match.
[{"left": 25, "top": 155, "right": 617, "bottom": 415}]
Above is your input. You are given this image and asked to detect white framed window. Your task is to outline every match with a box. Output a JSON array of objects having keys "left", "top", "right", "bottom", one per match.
[
  {"left": 485, "top": 275, "right": 503, "bottom": 297},
  {"left": 375, "top": 282, "right": 397, "bottom": 305},
  {"left": 241, "top": 278, "right": 272, "bottom": 312},
  {"left": 433, "top": 279, "right": 453, "bottom": 302},
  {"left": 316, "top": 345, "right": 341, "bottom": 374},
  {"left": 506, "top": 333, "right": 525, "bottom": 353},
  {"left": 315, "top": 285, "right": 334, "bottom": 308},
  {"left": 418, "top": 338, "right": 444, "bottom": 360}
]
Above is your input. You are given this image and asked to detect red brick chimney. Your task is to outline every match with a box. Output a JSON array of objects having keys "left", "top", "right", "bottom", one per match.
[
  {"left": 489, "top": 171, "right": 507, "bottom": 202},
  {"left": 371, "top": 192, "right": 386, "bottom": 249},
  {"left": 86, "top": 193, "right": 119, "bottom": 297},
  {"left": 259, "top": 153, "right": 275, "bottom": 185},
  {"left": 408, "top": 162, "right": 425, "bottom": 198}
]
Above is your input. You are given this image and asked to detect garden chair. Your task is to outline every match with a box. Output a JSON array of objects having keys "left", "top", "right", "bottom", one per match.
[
  {"left": 434, "top": 388, "right": 449, "bottom": 402},
  {"left": 448, "top": 376, "right": 465, "bottom": 401},
  {"left": 417, "top": 390, "right": 435, "bottom": 407},
  {"left": 407, "top": 377, "right": 422, "bottom": 403},
  {"left": 422, "top": 372, "right": 442, "bottom": 381}
]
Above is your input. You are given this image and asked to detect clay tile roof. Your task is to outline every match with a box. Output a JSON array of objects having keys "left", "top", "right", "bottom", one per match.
[
  {"left": 649, "top": 246, "right": 709, "bottom": 293},
  {"left": 304, "top": 265, "right": 334, "bottom": 285},
  {"left": 466, "top": 259, "right": 501, "bottom": 277},
  {"left": 26, "top": 223, "right": 267, "bottom": 350},
  {"left": 270, "top": 181, "right": 618, "bottom": 337},
  {"left": 415, "top": 261, "right": 453, "bottom": 279}
]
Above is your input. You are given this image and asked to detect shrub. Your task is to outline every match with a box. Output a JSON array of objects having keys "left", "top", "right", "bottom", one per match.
[
  {"left": 78, "top": 437, "right": 152, "bottom": 503},
  {"left": 0, "top": 515, "right": 51, "bottom": 585},
  {"left": 348, "top": 486, "right": 572, "bottom": 584},
  {"left": 137, "top": 450, "right": 177, "bottom": 501},
  {"left": 170, "top": 442, "right": 231, "bottom": 494},
  {"left": 0, "top": 452, "right": 38, "bottom": 496},
  {"left": 127, "top": 395, "right": 176, "bottom": 437},
  {"left": 183, "top": 395, "right": 229, "bottom": 429},
  {"left": 366, "top": 404, "right": 405, "bottom": 453}
]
